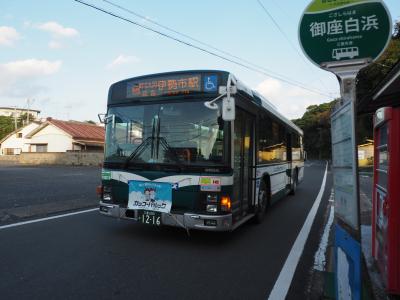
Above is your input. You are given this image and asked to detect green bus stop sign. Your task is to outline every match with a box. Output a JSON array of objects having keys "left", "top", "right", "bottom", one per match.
[{"left": 299, "top": 0, "right": 392, "bottom": 70}]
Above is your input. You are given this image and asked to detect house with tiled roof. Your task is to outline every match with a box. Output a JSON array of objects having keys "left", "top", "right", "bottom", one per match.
[
  {"left": 0, "top": 122, "right": 41, "bottom": 155},
  {"left": 25, "top": 118, "right": 105, "bottom": 153}
]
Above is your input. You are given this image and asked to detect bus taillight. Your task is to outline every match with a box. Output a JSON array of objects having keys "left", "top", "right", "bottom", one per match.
[
  {"left": 221, "top": 196, "right": 231, "bottom": 212},
  {"left": 96, "top": 185, "right": 103, "bottom": 197}
]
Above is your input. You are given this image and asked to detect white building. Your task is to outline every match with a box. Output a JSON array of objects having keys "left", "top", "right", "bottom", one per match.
[
  {"left": 0, "top": 122, "right": 41, "bottom": 155},
  {"left": 25, "top": 118, "right": 105, "bottom": 152},
  {"left": 0, "top": 107, "right": 41, "bottom": 120}
]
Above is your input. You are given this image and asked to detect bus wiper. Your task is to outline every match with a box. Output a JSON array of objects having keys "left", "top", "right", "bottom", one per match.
[
  {"left": 124, "top": 137, "right": 153, "bottom": 168},
  {"left": 158, "top": 137, "right": 185, "bottom": 168}
]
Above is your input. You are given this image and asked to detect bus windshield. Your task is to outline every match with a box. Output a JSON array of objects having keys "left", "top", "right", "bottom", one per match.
[{"left": 105, "top": 101, "right": 226, "bottom": 166}]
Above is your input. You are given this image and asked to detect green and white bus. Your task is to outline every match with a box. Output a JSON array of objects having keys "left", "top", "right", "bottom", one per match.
[{"left": 99, "top": 70, "right": 304, "bottom": 231}]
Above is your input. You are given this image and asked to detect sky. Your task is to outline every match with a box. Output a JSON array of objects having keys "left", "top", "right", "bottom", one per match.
[{"left": 1, "top": 0, "right": 399, "bottom": 121}]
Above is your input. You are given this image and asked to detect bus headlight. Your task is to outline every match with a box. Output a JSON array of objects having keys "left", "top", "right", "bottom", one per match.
[
  {"left": 206, "top": 194, "right": 218, "bottom": 213},
  {"left": 207, "top": 205, "right": 218, "bottom": 213},
  {"left": 220, "top": 196, "right": 231, "bottom": 212}
]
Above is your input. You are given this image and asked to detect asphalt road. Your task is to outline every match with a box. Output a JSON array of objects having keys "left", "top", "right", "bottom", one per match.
[
  {"left": 0, "top": 166, "right": 101, "bottom": 223},
  {"left": 0, "top": 162, "right": 332, "bottom": 300}
]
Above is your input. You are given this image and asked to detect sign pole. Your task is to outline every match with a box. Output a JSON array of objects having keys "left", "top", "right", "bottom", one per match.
[{"left": 299, "top": 1, "right": 392, "bottom": 298}]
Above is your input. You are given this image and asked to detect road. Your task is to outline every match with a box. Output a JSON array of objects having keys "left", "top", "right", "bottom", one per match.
[
  {"left": 0, "top": 162, "right": 332, "bottom": 300},
  {"left": 0, "top": 166, "right": 101, "bottom": 224}
]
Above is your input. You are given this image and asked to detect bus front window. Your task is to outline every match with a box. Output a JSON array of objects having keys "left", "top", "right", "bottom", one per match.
[{"left": 105, "top": 101, "right": 226, "bottom": 166}]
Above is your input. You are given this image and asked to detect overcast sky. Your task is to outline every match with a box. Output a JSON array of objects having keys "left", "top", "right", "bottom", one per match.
[{"left": 1, "top": 0, "right": 399, "bottom": 121}]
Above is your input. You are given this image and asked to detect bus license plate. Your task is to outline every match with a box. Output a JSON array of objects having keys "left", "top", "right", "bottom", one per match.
[{"left": 138, "top": 211, "right": 161, "bottom": 226}]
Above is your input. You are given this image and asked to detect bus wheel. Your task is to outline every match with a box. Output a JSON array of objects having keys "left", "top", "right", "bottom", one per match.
[
  {"left": 255, "top": 180, "right": 268, "bottom": 224},
  {"left": 290, "top": 172, "right": 298, "bottom": 195}
]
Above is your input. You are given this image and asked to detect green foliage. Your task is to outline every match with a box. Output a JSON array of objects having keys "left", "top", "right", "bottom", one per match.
[
  {"left": 0, "top": 113, "right": 36, "bottom": 141},
  {"left": 85, "top": 120, "right": 96, "bottom": 124},
  {"left": 292, "top": 100, "right": 338, "bottom": 159},
  {"left": 357, "top": 114, "right": 373, "bottom": 144},
  {"left": 0, "top": 116, "right": 15, "bottom": 141},
  {"left": 394, "top": 20, "right": 400, "bottom": 39},
  {"left": 357, "top": 31, "right": 400, "bottom": 100}
]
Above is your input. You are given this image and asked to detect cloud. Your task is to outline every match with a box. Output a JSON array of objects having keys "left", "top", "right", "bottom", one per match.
[
  {"left": 107, "top": 54, "right": 140, "bottom": 69},
  {"left": 37, "top": 21, "right": 79, "bottom": 38},
  {"left": 0, "top": 59, "right": 62, "bottom": 97},
  {"left": 48, "top": 40, "right": 63, "bottom": 49},
  {"left": 255, "top": 78, "right": 331, "bottom": 120},
  {"left": 0, "top": 26, "right": 20, "bottom": 46}
]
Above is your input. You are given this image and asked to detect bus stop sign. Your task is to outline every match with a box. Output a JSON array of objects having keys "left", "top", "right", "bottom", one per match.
[{"left": 299, "top": 0, "right": 392, "bottom": 69}]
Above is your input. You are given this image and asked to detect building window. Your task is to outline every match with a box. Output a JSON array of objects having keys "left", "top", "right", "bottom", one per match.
[
  {"left": 16, "top": 133, "right": 22, "bottom": 138},
  {"left": 4, "top": 148, "right": 15, "bottom": 155},
  {"left": 35, "top": 144, "right": 48, "bottom": 153}
]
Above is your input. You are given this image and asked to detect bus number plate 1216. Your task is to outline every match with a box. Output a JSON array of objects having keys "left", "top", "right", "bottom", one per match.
[{"left": 139, "top": 210, "right": 161, "bottom": 226}]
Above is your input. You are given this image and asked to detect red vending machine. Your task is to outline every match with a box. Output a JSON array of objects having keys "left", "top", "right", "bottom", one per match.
[{"left": 372, "top": 107, "right": 400, "bottom": 295}]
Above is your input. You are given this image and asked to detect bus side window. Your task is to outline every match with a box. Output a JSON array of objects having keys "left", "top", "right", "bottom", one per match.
[
  {"left": 257, "top": 113, "right": 286, "bottom": 163},
  {"left": 292, "top": 134, "right": 301, "bottom": 161}
]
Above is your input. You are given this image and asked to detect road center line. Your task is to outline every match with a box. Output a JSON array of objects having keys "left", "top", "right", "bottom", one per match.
[
  {"left": 0, "top": 208, "right": 98, "bottom": 230},
  {"left": 267, "top": 163, "right": 328, "bottom": 300}
]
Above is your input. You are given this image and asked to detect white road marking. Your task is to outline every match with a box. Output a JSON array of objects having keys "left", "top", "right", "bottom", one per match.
[
  {"left": 267, "top": 162, "right": 328, "bottom": 300},
  {"left": 0, "top": 208, "right": 98, "bottom": 230},
  {"left": 313, "top": 203, "right": 334, "bottom": 271}
]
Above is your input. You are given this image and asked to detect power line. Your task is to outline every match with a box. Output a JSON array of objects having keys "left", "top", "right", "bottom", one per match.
[
  {"left": 100, "top": 0, "right": 299, "bottom": 85},
  {"left": 74, "top": 0, "right": 333, "bottom": 97},
  {"left": 256, "top": 0, "right": 337, "bottom": 97}
]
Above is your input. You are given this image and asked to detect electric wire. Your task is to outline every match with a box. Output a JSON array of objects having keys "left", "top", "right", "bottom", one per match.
[
  {"left": 74, "top": 0, "right": 333, "bottom": 97},
  {"left": 100, "top": 0, "right": 306, "bottom": 87},
  {"left": 256, "top": 0, "right": 338, "bottom": 97}
]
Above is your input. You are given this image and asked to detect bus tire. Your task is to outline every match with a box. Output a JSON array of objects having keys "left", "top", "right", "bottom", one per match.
[
  {"left": 255, "top": 180, "right": 269, "bottom": 224},
  {"left": 290, "top": 171, "right": 298, "bottom": 195}
]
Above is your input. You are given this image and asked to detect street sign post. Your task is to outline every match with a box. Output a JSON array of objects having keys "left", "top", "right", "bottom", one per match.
[{"left": 299, "top": 1, "right": 392, "bottom": 299}]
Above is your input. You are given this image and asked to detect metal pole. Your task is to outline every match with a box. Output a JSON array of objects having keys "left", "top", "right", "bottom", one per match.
[
  {"left": 14, "top": 106, "right": 18, "bottom": 130},
  {"left": 27, "top": 99, "right": 30, "bottom": 124}
]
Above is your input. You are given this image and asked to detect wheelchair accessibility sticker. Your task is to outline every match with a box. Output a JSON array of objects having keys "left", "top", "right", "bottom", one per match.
[{"left": 204, "top": 75, "right": 218, "bottom": 92}]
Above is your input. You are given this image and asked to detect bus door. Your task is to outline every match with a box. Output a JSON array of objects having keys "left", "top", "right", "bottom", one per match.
[{"left": 233, "top": 108, "right": 254, "bottom": 220}]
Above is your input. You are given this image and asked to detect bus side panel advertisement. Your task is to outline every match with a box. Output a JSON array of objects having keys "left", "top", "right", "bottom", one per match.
[{"left": 128, "top": 181, "right": 172, "bottom": 213}]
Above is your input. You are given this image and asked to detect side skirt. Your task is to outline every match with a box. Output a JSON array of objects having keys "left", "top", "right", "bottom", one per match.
[{"left": 231, "top": 213, "right": 256, "bottom": 231}]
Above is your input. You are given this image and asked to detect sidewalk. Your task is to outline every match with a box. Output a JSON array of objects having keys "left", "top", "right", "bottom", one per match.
[{"left": 359, "top": 174, "right": 387, "bottom": 300}]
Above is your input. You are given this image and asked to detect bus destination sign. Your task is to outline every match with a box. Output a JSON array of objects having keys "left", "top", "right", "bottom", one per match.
[{"left": 127, "top": 74, "right": 204, "bottom": 98}]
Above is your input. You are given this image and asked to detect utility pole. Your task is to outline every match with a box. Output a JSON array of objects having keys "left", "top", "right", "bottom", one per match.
[
  {"left": 14, "top": 106, "right": 18, "bottom": 130},
  {"left": 27, "top": 98, "right": 30, "bottom": 124}
]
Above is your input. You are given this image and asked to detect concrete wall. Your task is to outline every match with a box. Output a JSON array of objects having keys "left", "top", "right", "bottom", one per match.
[
  {"left": 2, "top": 152, "right": 104, "bottom": 166},
  {"left": 0, "top": 155, "right": 19, "bottom": 165}
]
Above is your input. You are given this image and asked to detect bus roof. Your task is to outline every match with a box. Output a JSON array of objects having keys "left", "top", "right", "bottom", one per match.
[{"left": 109, "top": 70, "right": 303, "bottom": 136}]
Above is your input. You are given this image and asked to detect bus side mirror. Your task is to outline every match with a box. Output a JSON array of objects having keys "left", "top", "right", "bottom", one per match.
[
  {"left": 100, "top": 114, "right": 115, "bottom": 125},
  {"left": 222, "top": 97, "right": 235, "bottom": 121},
  {"left": 98, "top": 113, "right": 106, "bottom": 124}
]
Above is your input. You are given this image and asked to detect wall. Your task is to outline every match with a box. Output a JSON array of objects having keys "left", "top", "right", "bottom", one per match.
[
  {"left": 17, "top": 152, "right": 104, "bottom": 166},
  {"left": 0, "top": 155, "right": 19, "bottom": 164},
  {"left": 29, "top": 124, "right": 73, "bottom": 152}
]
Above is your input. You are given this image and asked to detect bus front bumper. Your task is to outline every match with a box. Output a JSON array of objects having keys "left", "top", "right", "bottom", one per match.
[{"left": 99, "top": 202, "right": 233, "bottom": 232}]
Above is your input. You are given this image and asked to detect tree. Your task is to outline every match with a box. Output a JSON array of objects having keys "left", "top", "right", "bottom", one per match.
[
  {"left": 292, "top": 100, "right": 338, "bottom": 159},
  {"left": 394, "top": 20, "right": 400, "bottom": 39},
  {"left": 0, "top": 116, "right": 15, "bottom": 141},
  {"left": 357, "top": 22, "right": 400, "bottom": 101},
  {"left": 85, "top": 120, "right": 96, "bottom": 125}
]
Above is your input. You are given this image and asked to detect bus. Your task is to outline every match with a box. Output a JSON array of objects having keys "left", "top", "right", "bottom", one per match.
[{"left": 98, "top": 70, "right": 304, "bottom": 231}]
